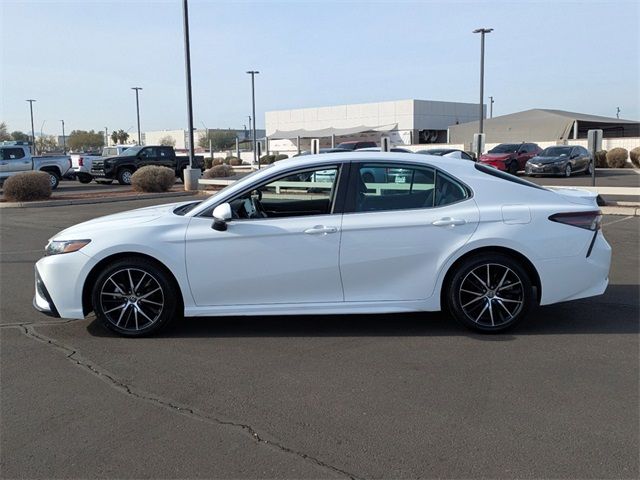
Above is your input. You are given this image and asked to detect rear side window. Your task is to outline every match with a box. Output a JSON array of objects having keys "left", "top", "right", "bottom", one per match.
[
  {"left": 475, "top": 163, "right": 546, "bottom": 190},
  {"left": 435, "top": 171, "right": 468, "bottom": 206},
  {"left": 1, "top": 148, "right": 25, "bottom": 160}
]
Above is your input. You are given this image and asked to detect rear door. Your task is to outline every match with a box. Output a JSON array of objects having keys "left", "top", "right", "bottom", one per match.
[
  {"left": 339, "top": 162, "right": 480, "bottom": 302},
  {"left": 0, "top": 147, "right": 31, "bottom": 176},
  {"left": 157, "top": 147, "right": 176, "bottom": 170}
]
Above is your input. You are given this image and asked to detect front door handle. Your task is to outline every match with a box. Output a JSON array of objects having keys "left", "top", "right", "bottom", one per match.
[
  {"left": 432, "top": 217, "right": 467, "bottom": 227},
  {"left": 304, "top": 225, "right": 338, "bottom": 235}
]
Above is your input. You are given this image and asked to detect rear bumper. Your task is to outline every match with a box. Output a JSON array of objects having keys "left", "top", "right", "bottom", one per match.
[{"left": 538, "top": 232, "right": 611, "bottom": 305}]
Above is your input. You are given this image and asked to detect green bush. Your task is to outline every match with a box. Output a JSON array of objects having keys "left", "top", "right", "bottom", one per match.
[
  {"left": 594, "top": 150, "right": 608, "bottom": 168},
  {"left": 260, "top": 154, "right": 276, "bottom": 164},
  {"left": 203, "top": 164, "right": 234, "bottom": 178},
  {"left": 204, "top": 157, "right": 214, "bottom": 169},
  {"left": 629, "top": 146, "right": 640, "bottom": 168},
  {"left": 212, "top": 157, "right": 225, "bottom": 166},
  {"left": 131, "top": 166, "right": 175, "bottom": 192},
  {"left": 606, "top": 148, "right": 629, "bottom": 168},
  {"left": 3, "top": 171, "right": 51, "bottom": 201},
  {"left": 274, "top": 154, "right": 289, "bottom": 162}
]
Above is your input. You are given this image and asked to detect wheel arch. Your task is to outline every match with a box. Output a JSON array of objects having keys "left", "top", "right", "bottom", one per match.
[
  {"left": 82, "top": 252, "right": 184, "bottom": 316},
  {"left": 39, "top": 166, "right": 61, "bottom": 176},
  {"left": 439, "top": 246, "right": 542, "bottom": 308}
]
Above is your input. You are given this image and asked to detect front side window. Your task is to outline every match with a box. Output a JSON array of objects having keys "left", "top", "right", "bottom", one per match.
[{"left": 227, "top": 166, "right": 340, "bottom": 219}]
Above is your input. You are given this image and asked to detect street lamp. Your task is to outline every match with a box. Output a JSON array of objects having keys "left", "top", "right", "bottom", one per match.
[
  {"left": 131, "top": 87, "right": 143, "bottom": 145},
  {"left": 246, "top": 70, "right": 259, "bottom": 166},
  {"left": 181, "top": 0, "right": 198, "bottom": 191},
  {"left": 60, "top": 120, "right": 66, "bottom": 154},
  {"left": 26, "top": 99, "right": 36, "bottom": 154},
  {"left": 473, "top": 27, "right": 492, "bottom": 158}
]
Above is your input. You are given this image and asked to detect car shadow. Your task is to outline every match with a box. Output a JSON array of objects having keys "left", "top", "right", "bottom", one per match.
[{"left": 86, "top": 284, "right": 639, "bottom": 339}]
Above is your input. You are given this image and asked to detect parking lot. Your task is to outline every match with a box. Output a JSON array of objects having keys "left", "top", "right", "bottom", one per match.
[{"left": 1, "top": 197, "right": 638, "bottom": 478}]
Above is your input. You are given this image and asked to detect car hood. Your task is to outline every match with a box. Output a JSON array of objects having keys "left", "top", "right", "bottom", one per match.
[
  {"left": 480, "top": 153, "right": 512, "bottom": 161},
  {"left": 52, "top": 201, "right": 191, "bottom": 240},
  {"left": 529, "top": 156, "right": 568, "bottom": 164}
]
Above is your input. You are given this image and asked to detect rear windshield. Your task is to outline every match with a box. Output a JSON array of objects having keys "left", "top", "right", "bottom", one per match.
[{"left": 474, "top": 163, "right": 547, "bottom": 190}]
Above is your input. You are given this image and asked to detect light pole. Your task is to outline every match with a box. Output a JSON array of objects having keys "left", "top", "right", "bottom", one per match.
[
  {"left": 489, "top": 96, "right": 494, "bottom": 118},
  {"left": 181, "top": 0, "right": 199, "bottom": 191},
  {"left": 26, "top": 99, "right": 36, "bottom": 154},
  {"left": 246, "top": 70, "right": 259, "bottom": 166},
  {"left": 616, "top": 107, "right": 620, "bottom": 119},
  {"left": 473, "top": 27, "right": 492, "bottom": 158},
  {"left": 131, "top": 87, "right": 142, "bottom": 145},
  {"left": 105, "top": 127, "right": 109, "bottom": 147},
  {"left": 60, "top": 120, "right": 66, "bottom": 154}
]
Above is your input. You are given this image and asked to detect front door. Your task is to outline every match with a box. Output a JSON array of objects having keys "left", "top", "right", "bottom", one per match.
[
  {"left": 0, "top": 147, "right": 31, "bottom": 177},
  {"left": 339, "top": 162, "right": 479, "bottom": 302},
  {"left": 185, "top": 164, "right": 346, "bottom": 306}
]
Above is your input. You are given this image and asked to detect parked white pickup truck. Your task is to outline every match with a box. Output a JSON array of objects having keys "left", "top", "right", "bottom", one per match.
[
  {"left": 0, "top": 142, "right": 71, "bottom": 189},
  {"left": 71, "top": 145, "right": 131, "bottom": 184}
]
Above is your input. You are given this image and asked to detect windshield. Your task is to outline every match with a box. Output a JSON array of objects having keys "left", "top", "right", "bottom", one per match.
[
  {"left": 540, "top": 147, "right": 572, "bottom": 157},
  {"left": 421, "top": 149, "right": 447, "bottom": 156},
  {"left": 120, "top": 146, "right": 143, "bottom": 156},
  {"left": 488, "top": 144, "right": 519, "bottom": 154},
  {"left": 336, "top": 142, "right": 357, "bottom": 151}
]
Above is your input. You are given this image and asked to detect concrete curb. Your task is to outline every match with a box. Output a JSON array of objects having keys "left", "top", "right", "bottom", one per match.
[{"left": 0, "top": 191, "right": 198, "bottom": 209}]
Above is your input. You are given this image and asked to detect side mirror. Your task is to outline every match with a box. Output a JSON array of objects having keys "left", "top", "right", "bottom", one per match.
[{"left": 211, "top": 202, "right": 232, "bottom": 231}]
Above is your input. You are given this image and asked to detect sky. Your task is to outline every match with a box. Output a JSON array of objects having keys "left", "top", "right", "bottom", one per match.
[{"left": 2, "top": 0, "right": 639, "bottom": 137}]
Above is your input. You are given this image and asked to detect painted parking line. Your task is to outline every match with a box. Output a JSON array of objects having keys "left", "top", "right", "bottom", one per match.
[{"left": 602, "top": 215, "right": 634, "bottom": 227}]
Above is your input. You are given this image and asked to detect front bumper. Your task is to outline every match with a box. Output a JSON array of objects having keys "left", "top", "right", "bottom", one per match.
[
  {"left": 525, "top": 163, "right": 566, "bottom": 175},
  {"left": 479, "top": 160, "right": 507, "bottom": 171},
  {"left": 33, "top": 268, "right": 60, "bottom": 317}
]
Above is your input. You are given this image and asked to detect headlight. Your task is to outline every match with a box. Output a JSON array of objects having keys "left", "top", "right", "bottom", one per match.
[{"left": 45, "top": 239, "right": 91, "bottom": 256}]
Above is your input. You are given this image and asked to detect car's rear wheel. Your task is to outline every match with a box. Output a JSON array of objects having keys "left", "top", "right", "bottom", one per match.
[
  {"left": 44, "top": 171, "right": 60, "bottom": 189},
  {"left": 445, "top": 253, "right": 533, "bottom": 333},
  {"left": 585, "top": 161, "right": 593, "bottom": 175},
  {"left": 77, "top": 173, "right": 92, "bottom": 184},
  {"left": 117, "top": 168, "right": 134, "bottom": 185},
  {"left": 91, "top": 257, "right": 178, "bottom": 337}
]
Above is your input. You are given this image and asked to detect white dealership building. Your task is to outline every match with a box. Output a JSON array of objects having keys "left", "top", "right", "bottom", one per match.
[{"left": 265, "top": 99, "right": 481, "bottom": 153}]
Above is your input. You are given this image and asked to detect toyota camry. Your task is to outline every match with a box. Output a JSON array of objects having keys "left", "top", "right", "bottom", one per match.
[{"left": 34, "top": 152, "right": 611, "bottom": 336}]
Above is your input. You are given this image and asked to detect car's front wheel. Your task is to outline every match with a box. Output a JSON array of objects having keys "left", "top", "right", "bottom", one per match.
[
  {"left": 445, "top": 253, "right": 533, "bottom": 333},
  {"left": 91, "top": 257, "right": 178, "bottom": 337}
]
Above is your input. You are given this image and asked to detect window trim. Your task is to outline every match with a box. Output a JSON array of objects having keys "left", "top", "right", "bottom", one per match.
[
  {"left": 197, "top": 163, "right": 349, "bottom": 219},
  {"left": 343, "top": 161, "right": 472, "bottom": 214}
]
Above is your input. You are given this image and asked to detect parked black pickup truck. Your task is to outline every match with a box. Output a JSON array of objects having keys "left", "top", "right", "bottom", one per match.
[{"left": 91, "top": 145, "right": 204, "bottom": 185}]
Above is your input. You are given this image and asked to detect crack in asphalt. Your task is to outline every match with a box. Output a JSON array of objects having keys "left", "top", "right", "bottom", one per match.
[{"left": 9, "top": 322, "right": 363, "bottom": 480}]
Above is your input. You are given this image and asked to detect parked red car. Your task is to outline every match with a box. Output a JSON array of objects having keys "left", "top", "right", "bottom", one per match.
[{"left": 479, "top": 143, "right": 542, "bottom": 174}]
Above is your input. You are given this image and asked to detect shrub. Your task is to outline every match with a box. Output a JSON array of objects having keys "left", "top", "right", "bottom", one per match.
[
  {"left": 226, "top": 156, "right": 242, "bottom": 166},
  {"left": 260, "top": 154, "right": 276, "bottom": 164},
  {"left": 131, "top": 165, "right": 175, "bottom": 192},
  {"left": 606, "top": 148, "right": 629, "bottom": 168},
  {"left": 274, "top": 154, "right": 289, "bottom": 162},
  {"left": 594, "top": 150, "right": 608, "bottom": 168},
  {"left": 212, "top": 157, "right": 225, "bottom": 166},
  {"left": 203, "top": 164, "right": 234, "bottom": 178},
  {"left": 629, "top": 146, "right": 640, "bottom": 168},
  {"left": 204, "top": 157, "right": 214, "bottom": 169},
  {"left": 3, "top": 171, "right": 51, "bottom": 201}
]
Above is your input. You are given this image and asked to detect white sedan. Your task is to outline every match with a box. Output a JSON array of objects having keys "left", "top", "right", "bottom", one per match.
[{"left": 34, "top": 152, "right": 611, "bottom": 336}]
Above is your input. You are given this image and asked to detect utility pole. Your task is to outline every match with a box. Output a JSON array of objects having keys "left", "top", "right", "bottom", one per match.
[
  {"left": 489, "top": 96, "right": 494, "bottom": 118},
  {"left": 26, "top": 99, "right": 36, "bottom": 154},
  {"left": 246, "top": 70, "right": 259, "bottom": 166},
  {"left": 616, "top": 107, "right": 621, "bottom": 119},
  {"left": 181, "top": 0, "right": 198, "bottom": 191},
  {"left": 131, "top": 87, "right": 143, "bottom": 145},
  {"left": 105, "top": 127, "right": 109, "bottom": 147},
  {"left": 473, "top": 28, "right": 493, "bottom": 158},
  {"left": 60, "top": 120, "right": 66, "bottom": 154}
]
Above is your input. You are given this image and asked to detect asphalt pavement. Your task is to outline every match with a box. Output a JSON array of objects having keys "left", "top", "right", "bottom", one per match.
[{"left": 1, "top": 197, "right": 638, "bottom": 479}]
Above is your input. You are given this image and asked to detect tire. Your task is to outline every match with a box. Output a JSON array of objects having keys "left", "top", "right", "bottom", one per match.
[
  {"left": 508, "top": 161, "right": 518, "bottom": 175},
  {"left": 117, "top": 168, "right": 134, "bottom": 185},
  {"left": 445, "top": 253, "right": 533, "bottom": 333},
  {"left": 77, "top": 173, "right": 93, "bottom": 184},
  {"left": 96, "top": 180, "right": 113, "bottom": 185},
  {"left": 564, "top": 164, "right": 572, "bottom": 178},
  {"left": 45, "top": 171, "right": 60, "bottom": 189},
  {"left": 91, "top": 257, "right": 178, "bottom": 337},
  {"left": 585, "top": 161, "right": 593, "bottom": 176}
]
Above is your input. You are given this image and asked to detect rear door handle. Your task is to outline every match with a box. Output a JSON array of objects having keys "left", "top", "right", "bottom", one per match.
[
  {"left": 432, "top": 217, "right": 467, "bottom": 227},
  {"left": 304, "top": 225, "right": 338, "bottom": 235}
]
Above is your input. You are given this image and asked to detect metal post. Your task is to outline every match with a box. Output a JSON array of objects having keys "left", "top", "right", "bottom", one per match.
[
  {"left": 209, "top": 139, "right": 213, "bottom": 160},
  {"left": 473, "top": 28, "right": 493, "bottom": 158},
  {"left": 236, "top": 136, "right": 240, "bottom": 159},
  {"left": 182, "top": 0, "right": 195, "bottom": 169},
  {"left": 296, "top": 135, "right": 301, "bottom": 155},
  {"left": 26, "top": 99, "right": 36, "bottom": 155},
  {"left": 331, "top": 134, "right": 335, "bottom": 148},
  {"left": 60, "top": 120, "right": 66, "bottom": 154},
  {"left": 246, "top": 71, "right": 259, "bottom": 166},
  {"left": 489, "top": 96, "right": 494, "bottom": 118},
  {"left": 131, "top": 87, "right": 143, "bottom": 145},
  {"left": 264, "top": 136, "right": 269, "bottom": 156},
  {"left": 616, "top": 107, "right": 620, "bottom": 119},
  {"left": 105, "top": 127, "right": 108, "bottom": 146}
]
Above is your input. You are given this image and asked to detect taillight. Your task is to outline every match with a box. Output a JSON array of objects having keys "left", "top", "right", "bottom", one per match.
[
  {"left": 549, "top": 211, "right": 602, "bottom": 231},
  {"left": 78, "top": 157, "right": 83, "bottom": 166}
]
